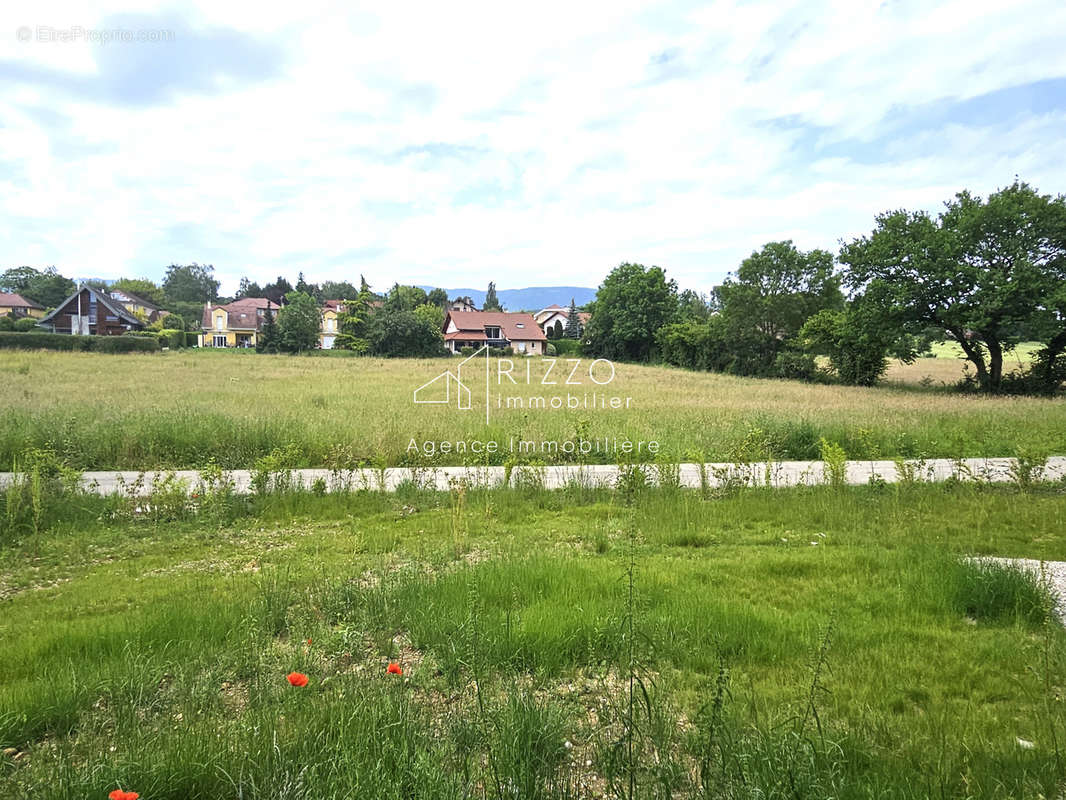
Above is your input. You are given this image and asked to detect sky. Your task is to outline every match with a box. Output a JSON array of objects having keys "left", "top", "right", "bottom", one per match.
[{"left": 1, "top": 0, "right": 1065, "bottom": 297}]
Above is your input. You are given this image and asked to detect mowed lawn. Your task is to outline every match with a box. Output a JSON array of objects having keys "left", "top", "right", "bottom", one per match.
[
  {"left": 0, "top": 483, "right": 1064, "bottom": 798},
  {"left": 1, "top": 349, "right": 1064, "bottom": 469}
]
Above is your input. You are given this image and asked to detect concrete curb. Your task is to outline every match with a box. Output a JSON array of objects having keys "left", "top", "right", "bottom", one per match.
[{"left": 1, "top": 457, "right": 1063, "bottom": 496}]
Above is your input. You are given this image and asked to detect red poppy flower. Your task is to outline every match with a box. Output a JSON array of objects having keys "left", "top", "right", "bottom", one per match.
[
  {"left": 286, "top": 671, "right": 309, "bottom": 687},
  {"left": 108, "top": 791, "right": 139, "bottom": 800},
  {"left": 386, "top": 662, "right": 403, "bottom": 675}
]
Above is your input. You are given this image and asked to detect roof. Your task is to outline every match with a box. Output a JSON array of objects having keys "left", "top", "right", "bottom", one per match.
[
  {"left": 202, "top": 297, "right": 277, "bottom": 331},
  {"left": 38, "top": 287, "right": 145, "bottom": 327},
  {"left": 444, "top": 310, "right": 547, "bottom": 342},
  {"left": 0, "top": 292, "right": 44, "bottom": 310}
]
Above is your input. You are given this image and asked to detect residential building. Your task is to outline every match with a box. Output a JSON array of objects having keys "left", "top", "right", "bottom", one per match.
[
  {"left": 534, "top": 304, "right": 590, "bottom": 338},
  {"left": 201, "top": 298, "right": 277, "bottom": 348},
  {"left": 0, "top": 292, "right": 46, "bottom": 319},
  {"left": 321, "top": 304, "right": 339, "bottom": 349},
  {"left": 109, "top": 289, "right": 164, "bottom": 323},
  {"left": 449, "top": 297, "right": 479, "bottom": 313},
  {"left": 442, "top": 310, "right": 547, "bottom": 355},
  {"left": 37, "top": 286, "right": 146, "bottom": 335}
]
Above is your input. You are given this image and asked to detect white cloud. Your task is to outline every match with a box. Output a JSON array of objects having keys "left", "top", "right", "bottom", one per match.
[{"left": 1, "top": 0, "right": 1065, "bottom": 295}]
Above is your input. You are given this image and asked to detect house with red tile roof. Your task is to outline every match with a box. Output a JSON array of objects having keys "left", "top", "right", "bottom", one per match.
[{"left": 443, "top": 310, "right": 547, "bottom": 355}]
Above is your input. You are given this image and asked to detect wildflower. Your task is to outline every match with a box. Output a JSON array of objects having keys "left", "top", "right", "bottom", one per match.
[
  {"left": 386, "top": 662, "right": 403, "bottom": 675},
  {"left": 286, "top": 672, "right": 309, "bottom": 687},
  {"left": 307, "top": 638, "right": 312, "bottom": 646},
  {"left": 108, "top": 791, "right": 140, "bottom": 800}
]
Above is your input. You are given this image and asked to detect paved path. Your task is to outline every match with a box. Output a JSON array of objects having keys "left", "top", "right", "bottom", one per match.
[{"left": 1, "top": 456, "right": 1063, "bottom": 495}]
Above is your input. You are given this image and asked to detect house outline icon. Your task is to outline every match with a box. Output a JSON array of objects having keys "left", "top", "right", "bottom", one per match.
[{"left": 412, "top": 346, "right": 487, "bottom": 411}]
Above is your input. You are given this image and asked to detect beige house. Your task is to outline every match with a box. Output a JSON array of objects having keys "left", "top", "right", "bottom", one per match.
[
  {"left": 0, "top": 292, "right": 45, "bottom": 318},
  {"left": 442, "top": 310, "right": 547, "bottom": 355}
]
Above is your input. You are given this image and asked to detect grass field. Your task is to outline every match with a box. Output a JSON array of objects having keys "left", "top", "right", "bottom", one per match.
[
  {"left": 1, "top": 481, "right": 1063, "bottom": 798},
  {"left": 1, "top": 349, "right": 1064, "bottom": 470}
]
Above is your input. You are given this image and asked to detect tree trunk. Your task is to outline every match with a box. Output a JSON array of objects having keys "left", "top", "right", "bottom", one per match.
[
  {"left": 948, "top": 328, "right": 988, "bottom": 389},
  {"left": 986, "top": 334, "right": 1003, "bottom": 392}
]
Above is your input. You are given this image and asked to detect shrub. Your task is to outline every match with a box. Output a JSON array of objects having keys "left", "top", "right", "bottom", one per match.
[
  {"left": 160, "top": 328, "right": 185, "bottom": 349},
  {"left": 551, "top": 338, "right": 583, "bottom": 356},
  {"left": 544, "top": 342, "right": 557, "bottom": 356},
  {"left": 0, "top": 331, "right": 162, "bottom": 353},
  {"left": 13, "top": 317, "right": 39, "bottom": 332}
]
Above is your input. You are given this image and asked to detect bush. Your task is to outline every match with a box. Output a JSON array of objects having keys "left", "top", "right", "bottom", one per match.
[
  {"left": 0, "top": 331, "right": 160, "bottom": 353},
  {"left": 13, "top": 317, "right": 39, "bottom": 332},
  {"left": 544, "top": 342, "right": 557, "bottom": 356},
  {"left": 459, "top": 346, "right": 475, "bottom": 357},
  {"left": 551, "top": 338, "right": 583, "bottom": 356},
  {"left": 160, "top": 329, "right": 185, "bottom": 349},
  {"left": 161, "top": 314, "right": 185, "bottom": 330},
  {"left": 185, "top": 331, "right": 200, "bottom": 347}
]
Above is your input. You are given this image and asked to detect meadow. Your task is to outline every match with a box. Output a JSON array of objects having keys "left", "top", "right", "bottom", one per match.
[
  {"left": 0, "top": 348, "right": 1063, "bottom": 471},
  {"left": 0, "top": 478, "right": 1064, "bottom": 798}
]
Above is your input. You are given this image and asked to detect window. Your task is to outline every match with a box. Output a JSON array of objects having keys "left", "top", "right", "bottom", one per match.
[
  {"left": 215, "top": 315, "right": 224, "bottom": 331},
  {"left": 485, "top": 326, "right": 501, "bottom": 339},
  {"left": 213, "top": 334, "right": 227, "bottom": 347},
  {"left": 515, "top": 323, "right": 524, "bottom": 329}
]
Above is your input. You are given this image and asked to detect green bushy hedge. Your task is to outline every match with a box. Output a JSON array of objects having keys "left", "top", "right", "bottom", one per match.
[
  {"left": 185, "top": 332, "right": 200, "bottom": 347},
  {"left": 0, "top": 331, "right": 160, "bottom": 353},
  {"left": 551, "top": 338, "right": 584, "bottom": 355}
]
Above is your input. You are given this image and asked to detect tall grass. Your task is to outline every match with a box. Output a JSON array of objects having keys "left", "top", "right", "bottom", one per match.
[{"left": 1, "top": 350, "right": 1064, "bottom": 468}]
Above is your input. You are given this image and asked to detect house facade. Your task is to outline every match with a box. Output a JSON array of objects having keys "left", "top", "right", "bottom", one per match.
[
  {"left": 320, "top": 306, "right": 339, "bottom": 349},
  {"left": 442, "top": 310, "right": 547, "bottom": 355},
  {"left": 0, "top": 292, "right": 45, "bottom": 319},
  {"left": 201, "top": 298, "right": 277, "bottom": 348},
  {"left": 37, "top": 287, "right": 146, "bottom": 335}
]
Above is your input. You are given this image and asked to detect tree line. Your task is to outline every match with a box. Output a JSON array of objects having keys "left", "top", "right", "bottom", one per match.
[{"left": 583, "top": 181, "right": 1066, "bottom": 395}]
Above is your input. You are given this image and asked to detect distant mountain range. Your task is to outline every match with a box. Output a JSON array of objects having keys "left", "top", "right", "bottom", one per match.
[{"left": 419, "top": 285, "right": 596, "bottom": 311}]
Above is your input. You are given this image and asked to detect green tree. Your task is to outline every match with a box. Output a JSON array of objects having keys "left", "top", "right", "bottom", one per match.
[
  {"left": 321, "top": 280, "right": 360, "bottom": 300},
  {"left": 483, "top": 281, "right": 502, "bottom": 311},
  {"left": 236, "top": 277, "right": 264, "bottom": 299},
  {"left": 800, "top": 305, "right": 921, "bottom": 386},
  {"left": 257, "top": 303, "right": 280, "bottom": 353},
  {"left": 426, "top": 287, "right": 449, "bottom": 308},
  {"left": 564, "top": 298, "right": 581, "bottom": 339},
  {"left": 163, "top": 263, "right": 220, "bottom": 304},
  {"left": 367, "top": 309, "right": 445, "bottom": 357},
  {"left": 263, "top": 276, "right": 294, "bottom": 305},
  {"left": 677, "top": 288, "right": 711, "bottom": 321},
  {"left": 112, "top": 278, "right": 165, "bottom": 306},
  {"left": 276, "top": 291, "right": 320, "bottom": 353},
  {"left": 413, "top": 302, "right": 445, "bottom": 331},
  {"left": 841, "top": 181, "right": 1066, "bottom": 392},
  {"left": 384, "top": 284, "right": 429, "bottom": 313},
  {"left": 584, "top": 263, "right": 678, "bottom": 361},
  {"left": 714, "top": 241, "right": 843, "bottom": 375},
  {"left": 1, "top": 266, "right": 76, "bottom": 308}
]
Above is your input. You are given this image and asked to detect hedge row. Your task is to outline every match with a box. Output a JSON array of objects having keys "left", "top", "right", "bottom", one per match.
[{"left": 0, "top": 331, "right": 160, "bottom": 353}]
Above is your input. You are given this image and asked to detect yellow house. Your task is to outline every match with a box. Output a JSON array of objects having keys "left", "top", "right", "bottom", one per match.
[
  {"left": 109, "top": 290, "right": 163, "bottom": 322},
  {"left": 0, "top": 292, "right": 46, "bottom": 318},
  {"left": 320, "top": 308, "right": 338, "bottom": 349},
  {"left": 201, "top": 298, "right": 276, "bottom": 348}
]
